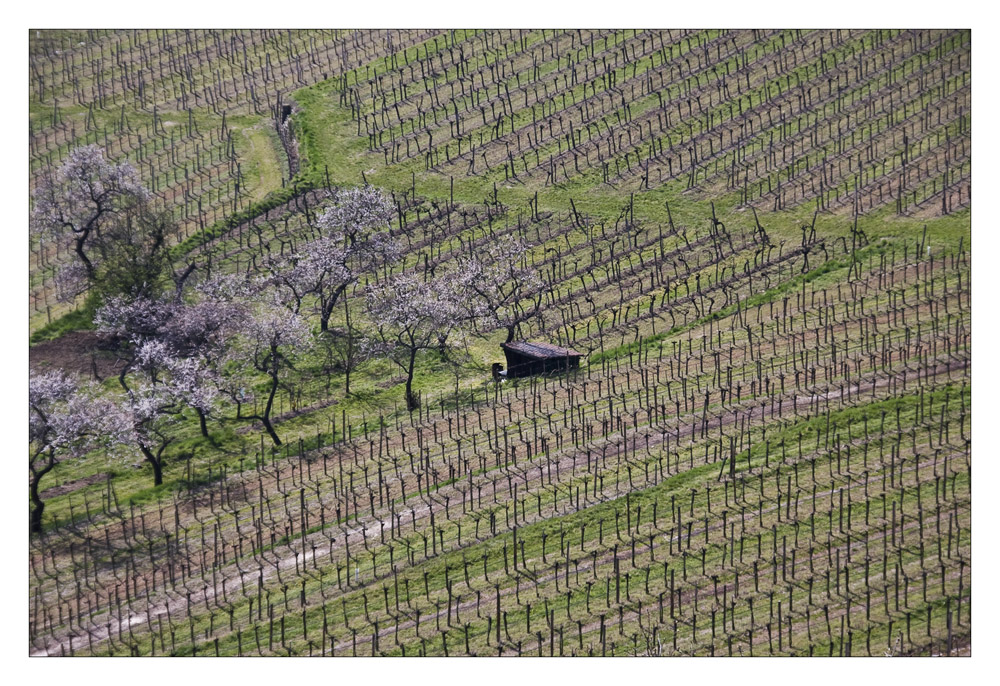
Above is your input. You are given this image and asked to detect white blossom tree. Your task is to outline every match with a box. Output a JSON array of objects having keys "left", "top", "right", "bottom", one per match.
[
  {"left": 95, "top": 288, "right": 245, "bottom": 438},
  {"left": 111, "top": 363, "right": 206, "bottom": 487},
  {"left": 30, "top": 144, "right": 150, "bottom": 284},
  {"left": 28, "top": 371, "right": 122, "bottom": 532},
  {"left": 92, "top": 276, "right": 283, "bottom": 485},
  {"left": 319, "top": 185, "right": 396, "bottom": 238},
  {"left": 365, "top": 272, "right": 463, "bottom": 412},
  {"left": 318, "top": 295, "right": 368, "bottom": 396},
  {"left": 94, "top": 295, "right": 176, "bottom": 374},
  {"left": 454, "top": 234, "right": 544, "bottom": 343},
  {"left": 226, "top": 291, "right": 312, "bottom": 445},
  {"left": 267, "top": 186, "right": 400, "bottom": 332}
]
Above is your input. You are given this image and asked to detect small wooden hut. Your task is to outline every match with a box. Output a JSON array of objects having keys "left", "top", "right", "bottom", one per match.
[{"left": 498, "top": 341, "right": 583, "bottom": 378}]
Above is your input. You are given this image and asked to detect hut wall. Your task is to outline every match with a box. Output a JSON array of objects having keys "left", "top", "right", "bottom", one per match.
[{"left": 502, "top": 350, "right": 580, "bottom": 378}]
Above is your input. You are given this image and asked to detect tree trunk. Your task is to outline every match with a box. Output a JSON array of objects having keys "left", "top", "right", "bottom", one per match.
[
  {"left": 30, "top": 498, "right": 45, "bottom": 534},
  {"left": 118, "top": 363, "right": 132, "bottom": 393},
  {"left": 262, "top": 363, "right": 282, "bottom": 446},
  {"left": 261, "top": 413, "right": 282, "bottom": 446},
  {"left": 321, "top": 285, "right": 347, "bottom": 333},
  {"left": 196, "top": 407, "right": 209, "bottom": 438},
  {"left": 343, "top": 295, "right": 353, "bottom": 395},
  {"left": 140, "top": 445, "right": 164, "bottom": 486},
  {"left": 29, "top": 454, "right": 56, "bottom": 534},
  {"left": 405, "top": 348, "right": 419, "bottom": 412},
  {"left": 75, "top": 231, "right": 95, "bottom": 280},
  {"left": 30, "top": 479, "right": 46, "bottom": 534},
  {"left": 505, "top": 325, "right": 517, "bottom": 344}
]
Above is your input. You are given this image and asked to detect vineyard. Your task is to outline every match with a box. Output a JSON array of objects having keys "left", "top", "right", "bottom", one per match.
[{"left": 28, "top": 28, "right": 971, "bottom": 658}]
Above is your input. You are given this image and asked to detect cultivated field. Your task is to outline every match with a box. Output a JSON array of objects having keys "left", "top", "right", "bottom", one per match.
[{"left": 28, "top": 29, "right": 971, "bottom": 657}]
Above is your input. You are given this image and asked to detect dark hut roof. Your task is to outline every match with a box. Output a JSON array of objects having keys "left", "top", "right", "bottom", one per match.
[{"left": 501, "top": 341, "right": 583, "bottom": 359}]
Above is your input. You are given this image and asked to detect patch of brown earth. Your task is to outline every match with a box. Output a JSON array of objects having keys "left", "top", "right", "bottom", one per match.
[
  {"left": 29, "top": 331, "right": 125, "bottom": 379},
  {"left": 39, "top": 472, "right": 109, "bottom": 499}
]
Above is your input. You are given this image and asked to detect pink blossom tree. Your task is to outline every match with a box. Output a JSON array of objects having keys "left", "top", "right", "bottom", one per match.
[
  {"left": 226, "top": 291, "right": 312, "bottom": 445},
  {"left": 30, "top": 144, "right": 150, "bottom": 283},
  {"left": 28, "top": 371, "right": 122, "bottom": 532},
  {"left": 95, "top": 289, "right": 245, "bottom": 438},
  {"left": 365, "top": 272, "right": 463, "bottom": 412},
  {"left": 267, "top": 186, "right": 400, "bottom": 332},
  {"left": 454, "top": 234, "right": 544, "bottom": 343},
  {"left": 103, "top": 338, "right": 220, "bottom": 486},
  {"left": 113, "top": 383, "right": 186, "bottom": 486}
]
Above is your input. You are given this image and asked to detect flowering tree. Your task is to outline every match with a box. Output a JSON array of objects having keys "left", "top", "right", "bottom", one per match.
[
  {"left": 454, "top": 234, "right": 544, "bottom": 343},
  {"left": 94, "top": 295, "right": 176, "bottom": 363},
  {"left": 52, "top": 261, "right": 91, "bottom": 304},
  {"left": 30, "top": 145, "right": 150, "bottom": 283},
  {"left": 95, "top": 289, "right": 245, "bottom": 437},
  {"left": 112, "top": 349, "right": 217, "bottom": 486},
  {"left": 92, "top": 205, "right": 171, "bottom": 300},
  {"left": 267, "top": 186, "right": 400, "bottom": 332},
  {"left": 227, "top": 292, "right": 312, "bottom": 445},
  {"left": 365, "top": 272, "right": 462, "bottom": 412},
  {"left": 92, "top": 277, "right": 288, "bottom": 484},
  {"left": 318, "top": 296, "right": 368, "bottom": 396},
  {"left": 28, "top": 371, "right": 122, "bottom": 533},
  {"left": 319, "top": 186, "right": 396, "bottom": 239}
]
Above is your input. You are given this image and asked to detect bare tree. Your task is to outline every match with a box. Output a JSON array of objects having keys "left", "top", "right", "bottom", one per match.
[
  {"left": 92, "top": 204, "right": 172, "bottom": 300},
  {"left": 627, "top": 610, "right": 667, "bottom": 657}
]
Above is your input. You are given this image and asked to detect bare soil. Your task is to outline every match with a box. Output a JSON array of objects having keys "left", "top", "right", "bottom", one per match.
[
  {"left": 39, "top": 472, "right": 110, "bottom": 499},
  {"left": 29, "top": 331, "right": 125, "bottom": 379}
]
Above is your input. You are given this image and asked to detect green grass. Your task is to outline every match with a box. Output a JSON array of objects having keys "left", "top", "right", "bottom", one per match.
[
  {"left": 236, "top": 125, "right": 286, "bottom": 203},
  {"left": 29, "top": 304, "right": 95, "bottom": 344}
]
